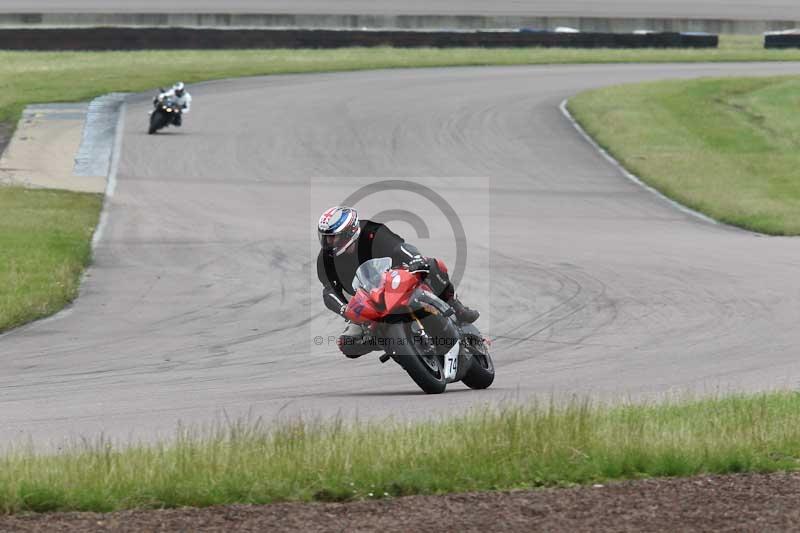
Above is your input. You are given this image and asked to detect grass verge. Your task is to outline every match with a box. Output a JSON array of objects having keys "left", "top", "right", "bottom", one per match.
[
  {"left": 568, "top": 75, "right": 800, "bottom": 235},
  {"left": 0, "top": 35, "right": 798, "bottom": 331},
  {"left": 1, "top": 392, "right": 799, "bottom": 514},
  {"left": 0, "top": 188, "right": 102, "bottom": 332}
]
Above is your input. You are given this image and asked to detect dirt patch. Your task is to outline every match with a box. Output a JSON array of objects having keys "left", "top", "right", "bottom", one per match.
[{"left": 2, "top": 472, "right": 799, "bottom": 532}]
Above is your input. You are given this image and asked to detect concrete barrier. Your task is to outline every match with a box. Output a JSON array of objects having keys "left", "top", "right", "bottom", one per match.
[
  {"left": 0, "top": 27, "right": 718, "bottom": 50},
  {"left": 0, "top": 13, "right": 795, "bottom": 35}
]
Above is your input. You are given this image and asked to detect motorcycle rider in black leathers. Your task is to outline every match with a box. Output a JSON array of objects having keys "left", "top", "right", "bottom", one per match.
[{"left": 316, "top": 205, "right": 479, "bottom": 358}]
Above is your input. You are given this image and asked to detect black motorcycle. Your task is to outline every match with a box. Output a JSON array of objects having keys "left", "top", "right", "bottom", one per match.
[{"left": 148, "top": 90, "right": 182, "bottom": 134}]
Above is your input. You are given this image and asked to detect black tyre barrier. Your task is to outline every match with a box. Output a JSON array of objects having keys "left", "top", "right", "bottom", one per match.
[
  {"left": 0, "top": 27, "right": 718, "bottom": 50},
  {"left": 764, "top": 33, "right": 800, "bottom": 49}
]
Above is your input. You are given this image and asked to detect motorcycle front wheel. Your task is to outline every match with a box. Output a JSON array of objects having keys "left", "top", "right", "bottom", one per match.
[
  {"left": 391, "top": 322, "right": 447, "bottom": 394},
  {"left": 148, "top": 110, "right": 166, "bottom": 134}
]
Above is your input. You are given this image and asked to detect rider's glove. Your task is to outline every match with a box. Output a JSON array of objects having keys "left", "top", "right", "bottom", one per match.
[{"left": 406, "top": 256, "right": 430, "bottom": 275}]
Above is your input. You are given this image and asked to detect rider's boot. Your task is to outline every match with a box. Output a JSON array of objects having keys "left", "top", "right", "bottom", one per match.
[
  {"left": 448, "top": 296, "right": 480, "bottom": 324},
  {"left": 338, "top": 322, "right": 375, "bottom": 359}
]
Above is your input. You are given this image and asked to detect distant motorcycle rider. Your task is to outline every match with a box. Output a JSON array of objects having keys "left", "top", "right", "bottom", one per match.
[
  {"left": 153, "top": 82, "right": 192, "bottom": 127},
  {"left": 317, "top": 206, "right": 479, "bottom": 358}
]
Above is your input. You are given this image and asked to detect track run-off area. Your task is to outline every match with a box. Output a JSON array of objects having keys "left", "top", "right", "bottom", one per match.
[{"left": 2, "top": 62, "right": 800, "bottom": 447}]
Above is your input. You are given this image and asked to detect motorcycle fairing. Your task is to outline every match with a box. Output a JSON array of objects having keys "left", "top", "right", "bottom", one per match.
[
  {"left": 344, "top": 289, "right": 383, "bottom": 323},
  {"left": 345, "top": 268, "right": 423, "bottom": 323},
  {"left": 382, "top": 269, "right": 418, "bottom": 313}
]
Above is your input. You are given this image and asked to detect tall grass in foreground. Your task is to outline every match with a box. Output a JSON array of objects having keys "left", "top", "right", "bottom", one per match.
[{"left": 2, "top": 392, "right": 800, "bottom": 514}]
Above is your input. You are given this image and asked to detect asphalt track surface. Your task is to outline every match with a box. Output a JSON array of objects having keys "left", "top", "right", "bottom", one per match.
[
  {"left": 3, "top": 63, "right": 800, "bottom": 447},
  {"left": 3, "top": 1, "right": 800, "bottom": 21}
]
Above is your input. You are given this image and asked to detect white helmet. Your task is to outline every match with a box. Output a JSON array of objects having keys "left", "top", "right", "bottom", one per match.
[
  {"left": 173, "top": 82, "right": 185, "bottom": 97},
  {"left": 318, "top": 206, "right": 360, "bottom": 256}
]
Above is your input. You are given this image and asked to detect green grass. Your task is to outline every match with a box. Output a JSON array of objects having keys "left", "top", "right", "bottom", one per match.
[
  {"left": 2, "top": 392, "right": 800, "bottom": 514},
  {"left": 0, "top": 188, "right": 102, "bottom": 332},
  {"left": 568, "top": 75, "right": 800, "bottom": 235}
]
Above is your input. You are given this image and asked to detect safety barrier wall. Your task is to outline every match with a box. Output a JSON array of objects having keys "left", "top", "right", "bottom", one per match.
[
  {"left": 764, "top": 34, "right": 800, "bottom": 48},
  {"left": 0, "top": 27, "right": 718, "bottom": 50},
  {"left": 0, "top": 13, "right": 795, "bottom": 35}
]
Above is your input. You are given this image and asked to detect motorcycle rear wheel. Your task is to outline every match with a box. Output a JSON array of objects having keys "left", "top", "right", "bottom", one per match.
[{"left": 461, "top": 337, "right": 495, "bottom": 390}]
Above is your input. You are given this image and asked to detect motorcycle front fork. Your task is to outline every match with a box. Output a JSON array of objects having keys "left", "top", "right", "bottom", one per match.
[
  {"left": 378, "top": 313, "right": 433, "bottom": 364},
  {"left": 410, "top": 313, "right": 436, "bottom": 355}
]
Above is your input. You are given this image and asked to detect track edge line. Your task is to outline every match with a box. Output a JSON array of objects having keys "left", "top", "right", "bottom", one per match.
[
  {"left": 558, "top": 97, "right": 732, "bottom": 229},
  {"left": 91, "top": 100, "right": 125, "bottom": 249}
]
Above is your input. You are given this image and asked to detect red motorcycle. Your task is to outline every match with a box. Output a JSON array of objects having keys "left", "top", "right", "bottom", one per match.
[{"left": 345, "top": 257, "right": 494, "bottom": 394}]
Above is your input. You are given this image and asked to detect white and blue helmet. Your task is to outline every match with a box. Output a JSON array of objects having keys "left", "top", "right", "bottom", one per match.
[
  {"left": 318, "top": 206, "right": 360, "bottom": 256},
  {"left": 173, "top": 81, "right": 185, "bottom": 97}
]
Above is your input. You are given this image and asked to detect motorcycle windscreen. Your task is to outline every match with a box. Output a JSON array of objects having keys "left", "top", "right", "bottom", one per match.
[{"left": 352, "top": 257, "right": 392, "bottom": 293}]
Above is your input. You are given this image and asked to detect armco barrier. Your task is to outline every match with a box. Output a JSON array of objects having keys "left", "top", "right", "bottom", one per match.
[
  {"left": 764, "top": 33, "right": 800, "bottom": 48},
  {"left": 0, "top": 28, "right": 718, "bottom": 50}
]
